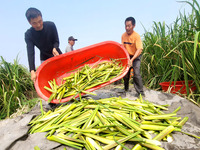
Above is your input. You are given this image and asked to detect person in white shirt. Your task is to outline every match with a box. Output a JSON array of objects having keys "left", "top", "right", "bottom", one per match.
[{"left": 65, "top": 36, "right": 77, "bottom": 53}]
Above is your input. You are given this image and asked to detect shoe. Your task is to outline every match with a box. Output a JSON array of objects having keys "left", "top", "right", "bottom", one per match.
[
  {"left": 135, "top": 93, "right": 145, "bottom": 98},
  {"left": 124, "top": 87, "right": 129, "bottom": 92},
  {"left": 141, "top": 93, "right": 145, "bottom": 97},
  {"left": 48, "top": 103, "right": 58, "bottom": 110}
]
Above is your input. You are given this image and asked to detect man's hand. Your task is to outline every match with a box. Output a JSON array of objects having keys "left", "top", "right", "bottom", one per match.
[
  {"left": 31, "top": 70, "right": 37, "bottom": 82},
  {"left": 128, "top": 59, "right": 132, "bottom": 68},
  {"left": 52, "top": 48, "right": 59, "bottom": 56}
]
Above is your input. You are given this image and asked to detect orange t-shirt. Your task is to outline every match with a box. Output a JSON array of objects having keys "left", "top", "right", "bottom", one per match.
[{"left": 121, "top": 31, "right": 143, "bottom": 56}]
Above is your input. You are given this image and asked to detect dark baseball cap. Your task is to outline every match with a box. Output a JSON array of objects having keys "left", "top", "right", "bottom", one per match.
[{"left": 68, "top": 36, "right": 77, "bottom": 41}]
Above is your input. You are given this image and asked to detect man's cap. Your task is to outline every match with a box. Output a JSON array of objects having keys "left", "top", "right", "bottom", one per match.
[{"left": 68, "top": 36, "right": 77, "bottom": 41}]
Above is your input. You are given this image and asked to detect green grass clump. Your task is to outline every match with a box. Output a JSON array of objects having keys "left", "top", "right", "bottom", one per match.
[{"left": 0, "top": 56, "right": 38, "bottom": 120}]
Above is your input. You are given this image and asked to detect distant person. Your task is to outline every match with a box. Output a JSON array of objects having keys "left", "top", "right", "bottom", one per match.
[
  {"left": 65, "top": 36, "right": 77, "bottom": 53},
  {"left": 121, "top": 16, "right": 145, "bottom": 97},
  {"left": 25, "top": 7, "right": 62, "bottom": 82}
]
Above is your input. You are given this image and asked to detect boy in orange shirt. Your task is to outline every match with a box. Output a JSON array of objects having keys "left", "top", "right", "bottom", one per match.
[{"left": 121, "top": 17, "right": 145, "bottom": 97}]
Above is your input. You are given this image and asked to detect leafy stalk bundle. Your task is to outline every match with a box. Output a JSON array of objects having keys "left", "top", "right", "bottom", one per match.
[
  {"left": 44, "top": 60, "right": 123, "bottom": 103},
  {"left": 29, "top": 97, "right": 198, "bottom": 150}
]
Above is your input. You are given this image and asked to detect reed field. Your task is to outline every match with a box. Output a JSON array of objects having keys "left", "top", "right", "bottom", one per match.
[
  {"left": 141, "top": 0, "right": 200, "bottom": 103},
  {"left": 0, "top": 0, "right": 199, "bottom": 120}
]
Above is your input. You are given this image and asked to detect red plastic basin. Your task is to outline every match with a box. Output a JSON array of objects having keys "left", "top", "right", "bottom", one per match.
[
  {"left": 159, "top": 80, "right": 196, "bottom": 94},
  {"left": 34, "top": 41, "right": 130, "bottom": 103}
]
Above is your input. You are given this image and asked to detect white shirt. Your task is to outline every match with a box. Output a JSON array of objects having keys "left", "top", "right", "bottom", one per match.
[{"left": 65, "top": 44, "right": 73, "bottom": 53}]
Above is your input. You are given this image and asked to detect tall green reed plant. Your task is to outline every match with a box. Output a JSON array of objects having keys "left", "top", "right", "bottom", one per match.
[
  {"left": 141, "top": 0, "right": 200, "bottom": 103},
  {"left": 0, "top": 56, "right": 37, "bottom": 120},
  {"left": 178, "top": 0, "right": 200, "bottom": 102},
  {"left": 142, "top": 21, "right": 177, "bottom": 89}
]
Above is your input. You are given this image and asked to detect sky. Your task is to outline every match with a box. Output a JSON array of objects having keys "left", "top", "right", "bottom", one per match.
[{"left": 0, "top": 0, "right": 192, "bottom": 70}]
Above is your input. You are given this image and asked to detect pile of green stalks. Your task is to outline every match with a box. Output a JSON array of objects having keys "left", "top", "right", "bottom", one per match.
[
  {"left": 29, "top": 97, "right": 199, "bottom": 150},
  {"left": 44, "top": 61, "right": 123, "bottom": 103}
]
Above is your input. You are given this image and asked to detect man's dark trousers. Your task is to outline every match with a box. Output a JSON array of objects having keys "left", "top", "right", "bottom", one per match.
[{"left": 123, "top": 55, "right": 144, "bottom": 95}]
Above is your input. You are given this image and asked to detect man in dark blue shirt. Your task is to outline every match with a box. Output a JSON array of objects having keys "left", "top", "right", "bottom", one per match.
[{"left": 25, "top": 7, "right": 62, "bottom": 82}]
